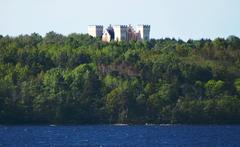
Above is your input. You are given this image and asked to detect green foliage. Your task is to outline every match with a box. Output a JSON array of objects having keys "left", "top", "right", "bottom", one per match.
[
  {"left": 234, "top": 78, "right": 240, "bottom": 95},
  {"left": 204, "top": 80, "right": 225, "bottom": 98},
  {"left": 0, "top": 32, "right": 240, "bottom": 124}
]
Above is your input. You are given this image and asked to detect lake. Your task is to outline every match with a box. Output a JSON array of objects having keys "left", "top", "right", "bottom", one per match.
[{"left": 0, "top": 125, "right": 239, "bottom": 146}]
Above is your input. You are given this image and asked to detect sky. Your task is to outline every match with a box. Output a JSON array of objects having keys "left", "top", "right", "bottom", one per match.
[{"left": 0, "top": 0, "right": 240, "bottom": 40}]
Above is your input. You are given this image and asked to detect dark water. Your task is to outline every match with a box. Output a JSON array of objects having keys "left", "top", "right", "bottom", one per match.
[{"left": 0, "top": 125, "right": 240, "bottom": 147}]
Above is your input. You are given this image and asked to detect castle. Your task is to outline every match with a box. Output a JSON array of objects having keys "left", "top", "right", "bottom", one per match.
[{"left": 88, "top": 25, "right": 150, "bottom": 42}]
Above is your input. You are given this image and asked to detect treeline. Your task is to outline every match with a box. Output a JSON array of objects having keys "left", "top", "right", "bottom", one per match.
[{"left": 0, "top": 32, "right": 240, "bottom": 124}]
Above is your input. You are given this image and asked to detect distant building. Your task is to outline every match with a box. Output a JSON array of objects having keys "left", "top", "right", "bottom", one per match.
[
  {"left": 128, "top": 25, "right": 141, "bottom": 41},
  {"left": 102, "top": 25, "right": 115, "bottom": 42},
  {"left": 88, "top": 24, "right": 150, "bottom": 42},
  {"left": 136, "top": 25, "right": 151, "bottom": 41},
  {"left": 113, "top": 25, "right": 128, "bottom": 41},
  {"left": 88, "top": 25, "right": 103, "bottom": 37}
]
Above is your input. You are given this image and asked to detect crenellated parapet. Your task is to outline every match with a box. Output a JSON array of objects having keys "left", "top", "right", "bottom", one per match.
[
  {"left": 114, "top": 25, "right": 128, "bottom": 28},
  {"left": 137, "top": 24, "right": 150, "bottom": 28},
  {"left": 88, "top": 25, "right": 103, "bottom": 28}
]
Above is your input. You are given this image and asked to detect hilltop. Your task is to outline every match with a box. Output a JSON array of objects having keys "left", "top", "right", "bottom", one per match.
[{"left": 0, "top": 32, "right": 240, "bottom": 124}]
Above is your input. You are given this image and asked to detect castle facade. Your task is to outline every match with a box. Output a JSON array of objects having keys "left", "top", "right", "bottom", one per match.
[{"left": 88, "top": 25, "right": 150, "bottom": 42}]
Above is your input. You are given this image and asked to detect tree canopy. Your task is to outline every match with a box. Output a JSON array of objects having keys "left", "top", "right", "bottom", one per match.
[{"left": 0, "top": 32, "right": 240, "bottom": 124}]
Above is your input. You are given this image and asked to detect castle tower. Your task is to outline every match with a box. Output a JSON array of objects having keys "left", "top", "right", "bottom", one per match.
[
  {"left": 113, "top": 25, "right": 128, "bottom": 41},
  {"left": 136, "top": 25, "right": 150, "bottom": 41},
  {"left": 102, "top": 25, "right": 115, "bottom": 42},
  {"left": 88, "top": 25, "right": 103, "bottom": 37}
]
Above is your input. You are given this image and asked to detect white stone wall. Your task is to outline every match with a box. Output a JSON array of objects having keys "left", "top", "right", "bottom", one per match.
[
  {"left": 88, "top": 25, "right": 103, "bottom": 37},
  {"left": 113, "top": 25, "right": 128, "bottom": 41},
  {"left": 136, "top": 25, "right": 150, "bottom": 41}
]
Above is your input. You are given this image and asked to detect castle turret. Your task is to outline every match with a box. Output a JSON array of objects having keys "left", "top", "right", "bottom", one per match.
[
  {"left": 113, "top": 25, "right": 128, "bottom": 41},
  {"left": 136, "top": 25, "right": 150, "bottom": 41},
  {"left": 88, "top": 25, "right": 103, "bottom": 37}
]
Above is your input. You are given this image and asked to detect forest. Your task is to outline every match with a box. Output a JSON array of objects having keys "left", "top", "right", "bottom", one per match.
[{"left": 0, "top": 32, "right": 240, "bottom": 124}]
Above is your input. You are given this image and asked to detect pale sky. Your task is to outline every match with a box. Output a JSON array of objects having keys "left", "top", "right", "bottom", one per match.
[{"left": 0, "top": 0, "right": 239, "bottom": 40}]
